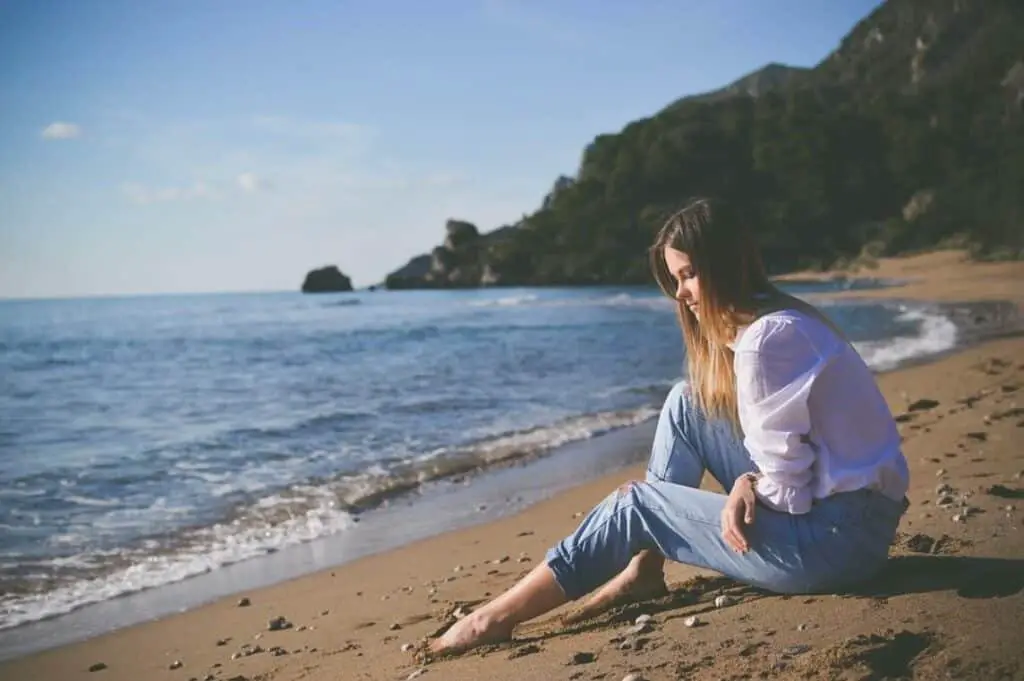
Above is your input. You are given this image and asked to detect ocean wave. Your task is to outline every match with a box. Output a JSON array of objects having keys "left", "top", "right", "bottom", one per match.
[
  {"left": 468, "top": 294, "right": 539, "bottom": 307},
  {"left": 0, "top": 403, "right": 659, "bottom": 631},
  {"left": 853, "top": 306, "right": 958, "bottom": 372}
]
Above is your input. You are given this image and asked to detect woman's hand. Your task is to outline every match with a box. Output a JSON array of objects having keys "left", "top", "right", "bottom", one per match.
[{"left": 721, "top": 473, "right": 758, "bottom": 553}]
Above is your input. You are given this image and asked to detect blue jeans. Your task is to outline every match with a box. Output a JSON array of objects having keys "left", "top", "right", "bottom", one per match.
[{"left": 545, "top": 381, "right": 906, "bottom": 599}]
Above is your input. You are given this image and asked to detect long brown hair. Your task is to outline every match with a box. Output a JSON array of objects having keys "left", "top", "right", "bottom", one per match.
[{"left": 649, "top": 198, "right": 842, "bottom": 427}]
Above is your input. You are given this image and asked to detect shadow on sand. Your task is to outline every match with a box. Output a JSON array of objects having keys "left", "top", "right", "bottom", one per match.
[{"left": 851, "top": 554, "right": 1024, "bottom": 600}]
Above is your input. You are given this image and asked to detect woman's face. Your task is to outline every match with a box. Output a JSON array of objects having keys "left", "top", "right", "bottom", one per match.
[{"left": 663, "top": 246, "right": 700, "bottom": 317}]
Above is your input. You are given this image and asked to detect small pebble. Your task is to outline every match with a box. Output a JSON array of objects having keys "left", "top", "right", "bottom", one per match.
[
  {"left": 268, "top": 615, "right": 292, "bottom": 631},
  {"left": 237, "top": 597, "right": 251, "bottom": 607},
  {"left": 215, "top": 638, "right": 229, "bottom": 646},
  {"left": 320, "top": 609, "right": 329, "bottom": 616},
  {"left": 493, "top": 555, "right": 510, "bottom": 564},
  {"left": 797, "top": 623, "right": 808, "bottom": 631},
  {"left": 634, "top": 614, "right": 653, "bottom": 625},
  {"left": 401, "top": 643, "right": 415, "bottom": 652},
  {"left": 714, "top": 595, "right": 732, "bottom": 608},
  {"left": 622, "top": 674, "right": 645, "bottom": 681},
  {"left": 683, "top": 616, "right": 700, "bottom": 628},
  {"left": 936, "top": 483, "right": 953, "bottom": 495},
  {"left": 936, "top": 469, "right": 947, "bottom": 477},
  {"left": 389, "top": 623, "right": 402, "bottom": 631},
  {"left": 625, "top": 622, "right": 651, "bottom": 636},
  {"left": 453, "top": 565, "right": 463, "bottom": 573},
  {"left": 568, "top": 651, "right": 596, "bottom": 665},
  {"left": 953, "top": 513, "right": 967, "bottom": 523},
  {"left": 169, "top": 660, "right": 183, "bottom": 670},
  {"left": 88, "top": 662, "right": 107, "bottom": 672}
]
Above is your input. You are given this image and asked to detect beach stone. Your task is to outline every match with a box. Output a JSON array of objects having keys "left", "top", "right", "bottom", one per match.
[
  {"left": 401, "top": 643, "right": 415, "bottom": 652},
  {"left": 321, "top": 609, "right": 329, "bottom": 616},
  {"left": 625, "top": 622, "right": 652, "bottom": 635},
  {"left": 634, "top": 614, "right": 653, "bottom": 625},
  {"left": 936, "top": 469, "right": 947, "bottom": 477},
  {"left": 169, "top": 660, "right": 184, "bottom": 670},
  {"left": 937, "top": 483, "right": 953, "bottom": 495},
  {"left": 215, "top": 638, "right": 229, "bottom": 646},
  {"left": 493, "top": 555, "right": 510, "bottom": 564},
  {"left": 268, "top": 616, "right": 292, "bottom": 631},
  {"left": 798, "top": 623, "right": 809, "bottom": 631},
  {"left": 683, "top": 616, "right": 700, "bottom": 628},
  {"left": 714, "top": 595, "right": 733, "bottom": 608},
  {"left": 453, "top": 565, "right": 463, "bottom": 572},
  {"left": 622, "top": 674, "right": 645, "bottom": 681},
  {"left": 389, "top": 623, "right": 402, "bottom": 631},
  {"left": 203, "top": 676, "right": 215, "bottom": 681},
  {"left": 88, "top": 662, "right": 107, "bottom": 672},
  {"left": 237, "top": 597, "right": 251, "bottom": 607},
  {"left": 783, "top": 644, "right": 812, "bottom": 657},
  {"left": 568, "top": 651, "right": 596, "bottom": 665}
]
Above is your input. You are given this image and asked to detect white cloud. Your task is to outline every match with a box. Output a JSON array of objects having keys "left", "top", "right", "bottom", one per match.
[
  {"left": 41, "top": 122, "right": 82, "bottom": 140},
  {"left": 236, "top": 172, "right": 269, "bottom": 194},
  {"left": 121, "top": 181, "right": 216, "bottom": 205}
]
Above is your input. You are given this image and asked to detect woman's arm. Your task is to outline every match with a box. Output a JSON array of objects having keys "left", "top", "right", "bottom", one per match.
[{"left": 734, "top": 321, "right": 832, "bottom": 515}]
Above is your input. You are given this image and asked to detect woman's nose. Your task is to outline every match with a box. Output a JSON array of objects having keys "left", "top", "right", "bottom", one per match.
[{"left": 675, "top": 281, "right": 688, "bottom": 300}]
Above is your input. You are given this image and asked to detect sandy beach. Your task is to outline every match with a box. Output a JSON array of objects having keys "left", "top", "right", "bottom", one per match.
[{"left": 2, "top": 249, "right": 1022, "bottom": 681}]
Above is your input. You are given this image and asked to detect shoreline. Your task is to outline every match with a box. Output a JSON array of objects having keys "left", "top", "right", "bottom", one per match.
[
  {"left": 1, "top": 295, "right": 1015, "bottom": 660},
  {"left": 2, "top": 249, "right": 1022, "bottom": 680}
]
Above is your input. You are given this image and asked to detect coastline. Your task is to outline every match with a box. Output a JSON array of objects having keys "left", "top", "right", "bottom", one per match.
[{"left": 2, "top": 249, "right": 1023, "bottom": 681}]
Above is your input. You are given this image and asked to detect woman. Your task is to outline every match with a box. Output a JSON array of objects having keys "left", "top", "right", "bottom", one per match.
[{"left": 429, "top": 197, "right": 910, "bottom": 656}]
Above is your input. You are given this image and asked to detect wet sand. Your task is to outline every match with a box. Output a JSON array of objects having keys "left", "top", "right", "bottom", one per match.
[{"left": 3, "top": 249, "right": 1022, "bottom": 681}]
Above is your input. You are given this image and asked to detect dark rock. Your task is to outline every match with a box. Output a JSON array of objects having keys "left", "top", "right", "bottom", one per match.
[
  {"left": 568, "top": 651, "right": 596, "bottom": 665},
  {"left": 237, "top": 597, "right": 251, "bottom": 607},
  {"left": 88, "top": 662, "right": 107, "bottom": 672},
  {"left": 268, "top": 615, "right": 293, "bottom": 631},
  {"left": 908, "top": 398, "right": 940, "bottom": 412},
  {"left": 301, "top": 266, "right": 353, "bottom": 293}
]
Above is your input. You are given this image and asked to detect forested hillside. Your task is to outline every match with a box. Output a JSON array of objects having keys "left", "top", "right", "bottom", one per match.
[{"left": 386, "top": 0, "right": 1024, "bottom": 288}]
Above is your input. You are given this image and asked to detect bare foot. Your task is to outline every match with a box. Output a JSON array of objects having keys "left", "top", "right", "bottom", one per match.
[
  {"left": 428, "top": 611, "right": 514, "bottom": 657},
  {"left": 563, "top": 552, "right": 668, "bottom": 624}
]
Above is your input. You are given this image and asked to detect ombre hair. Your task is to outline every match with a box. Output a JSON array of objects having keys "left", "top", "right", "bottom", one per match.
[{"left": 649, "top": 198, "right": 843, "bottom": 427}]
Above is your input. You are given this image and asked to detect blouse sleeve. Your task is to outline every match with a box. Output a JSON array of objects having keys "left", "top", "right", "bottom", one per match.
[{"left": 734, "top": 321, "right": 831, "bottom": 515}]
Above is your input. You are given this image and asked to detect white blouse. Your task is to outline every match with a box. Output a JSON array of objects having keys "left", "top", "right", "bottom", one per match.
[{"left": 732, "top": 309, "right": 910, "bottom": 514}]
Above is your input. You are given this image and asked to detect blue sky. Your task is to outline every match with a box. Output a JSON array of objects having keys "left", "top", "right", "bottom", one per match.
[{"left": 0, "top": 0, "right": 884, "bottom": 298}]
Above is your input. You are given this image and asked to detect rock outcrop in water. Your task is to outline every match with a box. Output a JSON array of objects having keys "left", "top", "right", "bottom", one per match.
[
  {"left": 385, "top": 220, "right": 517, "bottom": 289},
  {"left": 301, "top": 266, "right": 353, "bottom": 293}
]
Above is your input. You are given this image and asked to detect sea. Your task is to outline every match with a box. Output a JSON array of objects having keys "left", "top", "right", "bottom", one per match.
[{"left": 0, "top": 280, "right": 980, "bottom": 655}]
